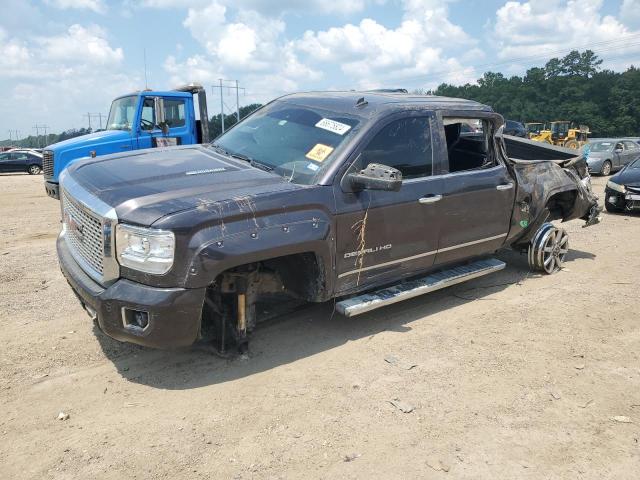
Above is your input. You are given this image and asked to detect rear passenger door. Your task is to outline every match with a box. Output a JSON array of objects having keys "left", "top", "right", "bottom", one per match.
[
  {"left": 623, "top": 141, "right": 639, "bottom": 167},
  {"left": 433, "top": 115, "right": 515, "bottom": 266}
]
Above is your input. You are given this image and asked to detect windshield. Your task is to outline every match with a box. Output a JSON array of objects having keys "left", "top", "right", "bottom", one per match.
[
  {"left": 106, "top": 96, "right": 137, "bottom": 131},
  {"left": 589, "top": 141, "right": 614, "bottom": 152},
  {"left": 212, "top": 101, "right": 360, "bottom": 185}
]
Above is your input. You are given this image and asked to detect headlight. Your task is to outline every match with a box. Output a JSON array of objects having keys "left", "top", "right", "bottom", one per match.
[
  {"left": 606, "top": 180, "right": 625, "bottom": 193},
  {"left": 115, "top": 224, "right": 174, "bottom": 274}
]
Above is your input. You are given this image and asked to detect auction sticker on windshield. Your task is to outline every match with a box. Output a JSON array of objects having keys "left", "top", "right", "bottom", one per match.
[
  {"left": 315, "top": 118, "right": 351, "bottom": 135},
  {"left": 306, "top": 143, "right": 334, "bottom": 162}
]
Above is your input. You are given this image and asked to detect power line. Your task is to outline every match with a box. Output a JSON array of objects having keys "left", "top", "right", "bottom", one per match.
[{"left": 212, "top": 79, "right": 246, "bottom": 133}]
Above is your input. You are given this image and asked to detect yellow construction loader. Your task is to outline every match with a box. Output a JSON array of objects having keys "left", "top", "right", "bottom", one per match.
[{"left": 528, "top": 121, "right": 590, "bottom": 149}]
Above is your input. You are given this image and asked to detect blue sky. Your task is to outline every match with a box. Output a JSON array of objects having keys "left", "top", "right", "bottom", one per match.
[{"left": 1, "top": 0, "right": 639, "bottom": 138}]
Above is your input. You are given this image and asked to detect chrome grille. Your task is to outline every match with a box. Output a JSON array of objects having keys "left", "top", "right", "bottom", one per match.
[
  {"left": 43, "top": 150, "right": 54, "bottom": 178},
  {"left": 627, "top": 186, "right": 640, "bottom": 194},
  {"left": 61, "top": 189, "right": 104, "bottom": 275}
]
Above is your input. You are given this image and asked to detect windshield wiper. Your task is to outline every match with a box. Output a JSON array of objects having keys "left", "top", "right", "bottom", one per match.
[{"left": 210, "top": 144, "right": 273, "bottom": 172}]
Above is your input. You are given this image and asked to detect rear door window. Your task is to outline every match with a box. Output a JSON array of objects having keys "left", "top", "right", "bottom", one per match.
[{"left": 164, "top": 99, "right": 186, "bottom": 128}]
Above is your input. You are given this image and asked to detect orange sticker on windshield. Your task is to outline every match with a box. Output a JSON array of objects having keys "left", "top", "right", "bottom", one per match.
[{"left": 305, "top": 143, "right": 334, "bottom": 162}]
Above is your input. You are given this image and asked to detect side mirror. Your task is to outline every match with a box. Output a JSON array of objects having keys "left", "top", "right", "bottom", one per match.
[
  {"left": 153, "top": 97, "right": 169, "bottom": 134},
  {"left": 614, "top": 147, "right": 623, "bottom": 153},
  {"left": 346, "top": 163, "right": 402, "bottom": 192}
]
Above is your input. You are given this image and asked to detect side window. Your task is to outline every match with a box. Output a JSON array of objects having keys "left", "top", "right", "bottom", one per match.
[
  {"left": 443, "top": 117, "right": 493, "bottom": 173},
  {"left": 12, "top": 153, "right": 28, "bottom": 160},
  {"left": 140, "top": 98, "right": 155, "bottom": 130},
  {"left": 164, "top": 99, "right": 186, "bottom": 128},
  {"left": 0, "top": 153, "right": 8, "bottom": 161},
  {"left": 359, "top": 117, "right": 432, "bottom": 179},
  {"left": 624, "top": 141, "right": 638, "bottom": 151}
]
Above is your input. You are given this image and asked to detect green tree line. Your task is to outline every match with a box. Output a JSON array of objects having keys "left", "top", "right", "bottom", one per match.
[{"left": 432, "top": 50, "right": 639, "bottom": 137}]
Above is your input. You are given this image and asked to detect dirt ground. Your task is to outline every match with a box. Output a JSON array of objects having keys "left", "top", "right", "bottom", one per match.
[{"left": 0, "top": 173, "right": 639, "bottom": 479}]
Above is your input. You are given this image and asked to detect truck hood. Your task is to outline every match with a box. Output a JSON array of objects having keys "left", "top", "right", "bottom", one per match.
[
  {"left": 64, "top": 145, "right": 301, "bottom": 226},
  {"left": 48, "top": 129, "right": 131, "bottom": 152}
]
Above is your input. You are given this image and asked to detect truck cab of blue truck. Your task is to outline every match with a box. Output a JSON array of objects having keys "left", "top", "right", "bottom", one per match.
[{"left": 43, "top": 83, "right": 209, "bottom": 199}]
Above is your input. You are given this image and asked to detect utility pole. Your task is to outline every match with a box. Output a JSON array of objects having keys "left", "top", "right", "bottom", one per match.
[
  {"left": 211, "top": 79, "right": 246, "bottom": 133},
  {"left": 33, "top": 124, "right": 49, "bottom": 148},
  {"left": 8, "top": 130, "right": 12, "bottom": 142},
  {"left": 236, "top": 79, "right": 240, "bottom": 122},
  {"left": 83, "top": 113, "right": 106, "bottom": 130},
  {"left": 219, "top": 79, "right": 225, "bottom": 133}
]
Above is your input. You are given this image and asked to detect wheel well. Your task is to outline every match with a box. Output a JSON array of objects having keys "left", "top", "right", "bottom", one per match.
[
  {"left": 211, "top": 252, "right": 327, "bottom": 302},
  {"left": 546, "top": 190, "right": 578, "bottom": 222}
]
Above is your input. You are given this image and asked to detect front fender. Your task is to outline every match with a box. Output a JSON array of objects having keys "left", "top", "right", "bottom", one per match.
[{"left": 183, "top": 210, "right": 334, "bottom": 290}]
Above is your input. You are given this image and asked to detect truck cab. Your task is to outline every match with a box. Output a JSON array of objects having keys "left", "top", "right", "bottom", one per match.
[{"left": 43, "top": 84, "right": 209, "bottom": 199}]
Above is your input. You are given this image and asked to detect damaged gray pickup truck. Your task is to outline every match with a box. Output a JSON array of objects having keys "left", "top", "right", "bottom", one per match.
[{"left": 56, "top": 91, "right": 601, "bottom": 353}]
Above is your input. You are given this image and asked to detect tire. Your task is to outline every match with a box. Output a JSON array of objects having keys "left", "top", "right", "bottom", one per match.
[
  {"left": 27, "top": 164, "right": 42, "bottom": 175},
  {"left": 527, "top": 222, "right": 569, "bottom": 274},
  {"left": 564, "top": 139, "right": 580, "bottom": 149},
  {"left": 605, "top": 201, "right": 622, "bottom": 213},
  {"left": 600, "top": 160, "right": 612, "bottom": 176}
]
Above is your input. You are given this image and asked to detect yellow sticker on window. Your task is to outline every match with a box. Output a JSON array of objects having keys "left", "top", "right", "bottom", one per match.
[{"left": 305, "top": 143, "right": 334, "bottom": 162}]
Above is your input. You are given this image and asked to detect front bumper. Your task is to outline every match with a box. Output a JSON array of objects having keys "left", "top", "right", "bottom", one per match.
[
  {"left": 45, "top": 181, "right": 60, "bottom": 199},
  {"left": 57, "top": 234, "right": 205, "bottom": 348},
  {"left": 604, "top": 187, "right": 640, "bottom": 211}
]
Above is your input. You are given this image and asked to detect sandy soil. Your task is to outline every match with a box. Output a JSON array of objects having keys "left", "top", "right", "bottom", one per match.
[{"left": 0, "top": 173, "right": 639, "bottom": 479}]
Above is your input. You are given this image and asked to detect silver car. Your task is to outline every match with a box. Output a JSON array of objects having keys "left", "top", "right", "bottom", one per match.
[{"left": 585, "top": 138, "right": 640, "bottom": 176}]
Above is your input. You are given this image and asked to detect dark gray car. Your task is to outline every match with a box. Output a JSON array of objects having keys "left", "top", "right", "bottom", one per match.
[{"left": 586, "top": 138, "right": 640, "bottom": 175}]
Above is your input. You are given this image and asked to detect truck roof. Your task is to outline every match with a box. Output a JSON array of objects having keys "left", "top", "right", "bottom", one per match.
[
  {"left": 115, "top": 90, "right": 193, "bottom": 100},
  {"left": 278, "top": 91, "right": 493, "bottom": 118}
]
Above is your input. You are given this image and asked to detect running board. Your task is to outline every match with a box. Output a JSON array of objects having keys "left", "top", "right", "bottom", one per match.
[{"left": 336, "top": 258, "right": 506, "bottom": 317}]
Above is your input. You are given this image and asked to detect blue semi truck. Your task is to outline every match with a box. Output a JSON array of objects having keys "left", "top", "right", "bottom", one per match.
[{"left": 43, "top": 83, "right": 210, "bottom": 199}]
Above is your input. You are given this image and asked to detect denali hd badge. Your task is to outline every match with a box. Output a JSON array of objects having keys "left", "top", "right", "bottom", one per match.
[{"left": 344, "top": 244, "right": 392, "bottom": 258}]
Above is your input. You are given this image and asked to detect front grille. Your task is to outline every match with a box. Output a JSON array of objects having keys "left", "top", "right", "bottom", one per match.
[
  {"left": 626, "top": 186, "right": 640, "bottom": 195},
  {"left": 43, "top": 150, "right": 54, "bottom": 178},
  {"left": 61, "top": 189, "right": 104, "bottom": 275}
]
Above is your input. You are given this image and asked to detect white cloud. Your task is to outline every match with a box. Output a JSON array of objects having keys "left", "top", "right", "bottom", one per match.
[
  {"left": 492, "top": 0, "right": 640, "bottom": 70},
  {"left": 38, "top": 24, "right": 123, "bottom": 65},
  {"left": 620, "top": 0, "right": 640, "bottom": 28},
  {"left": 44, "top": 0, "right": 107, "bottom": 14},
  {"left": 295, "top": 0, "right": 476, "bottom": 87},
  {"left": 141, "top": 0, "right": 368, "bottom": 15},
  {"left": 0, "top": 24, "right": 134, "bottom": 135}
]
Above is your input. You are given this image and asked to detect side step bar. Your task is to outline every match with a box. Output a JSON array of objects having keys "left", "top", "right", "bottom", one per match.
[{"left": 336, "top": 258, "right": 506, "bottom": 317}]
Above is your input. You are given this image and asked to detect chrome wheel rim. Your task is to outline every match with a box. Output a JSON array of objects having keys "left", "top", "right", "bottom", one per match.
[
  {"left": 29, "top": 165, "right": 40, "bottom": 174},
  {"left": 602, "top": 162, "right": 611, "bottom": 176},
  {"left": 539, "top": 227, "right": 568, "bottom": 274}
]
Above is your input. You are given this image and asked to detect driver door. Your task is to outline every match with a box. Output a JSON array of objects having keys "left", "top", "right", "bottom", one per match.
[
  {"left": 334, "top": 114, "right": 444, "bottom": 293},
  {"left": 136, "top": 96, "right": 190, "bottom": 149}
]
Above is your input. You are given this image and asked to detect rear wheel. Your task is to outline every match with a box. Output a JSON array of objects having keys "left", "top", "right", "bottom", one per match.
[
  {"left": 528, "top": 223, "right": 569, "bottom": 274},
  {"left": 564, "top": 139, "right": 579, "bottom": 149},
  {"left": 600, "top": 160, "right": 612, "bottom": 176},
  {"left": 27, "top": 164, "right": 41, "bottom": 175}
]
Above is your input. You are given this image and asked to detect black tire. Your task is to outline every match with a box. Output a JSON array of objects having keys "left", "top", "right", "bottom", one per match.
[
  {"left": 27, "top": 164, "right": 42, "bottom": 175},
  {"left": 600, "top": 160, "right": 612, "bottom": 176},
  {"left": 605, "top": 201, "right": 622, "bottom": 213}
]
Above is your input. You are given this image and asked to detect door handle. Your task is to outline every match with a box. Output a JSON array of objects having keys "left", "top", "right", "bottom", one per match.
[
  {"left": 418, "top": 195, "right": 442, "bottom": 204},
  {"left": 496, "top": 183, "right": 514, "bottom": 191}
]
